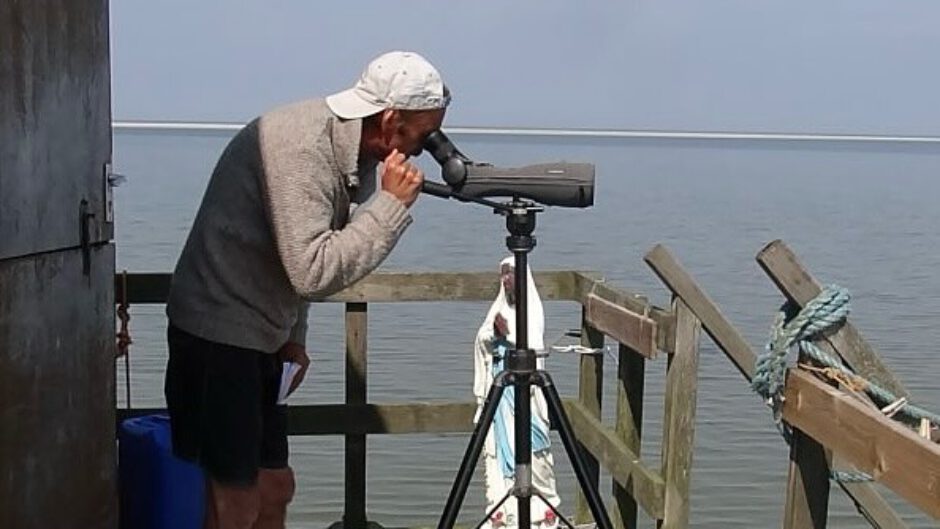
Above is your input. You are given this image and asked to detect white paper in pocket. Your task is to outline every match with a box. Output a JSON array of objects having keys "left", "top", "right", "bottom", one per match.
[{"left": 277, "top": 361, "right": 303, "bottom": 405}]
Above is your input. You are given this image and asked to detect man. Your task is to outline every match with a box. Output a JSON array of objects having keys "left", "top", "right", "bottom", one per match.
[{"left": 163, "top": 51, "right": 450, "bottom": 529}]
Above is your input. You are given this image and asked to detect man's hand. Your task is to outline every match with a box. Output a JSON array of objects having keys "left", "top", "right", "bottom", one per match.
[
  {"left": 494, "top": 313, "right": 509, "bottom": 338},
  {"left": 277, "top": 342, "right": 310, "bottom": 397},
  {"left": 382, "top": 149, "right": 423, "bottom": 207}
]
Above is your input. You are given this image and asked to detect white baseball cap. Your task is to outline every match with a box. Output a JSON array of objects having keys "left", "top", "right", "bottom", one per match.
[{"left": 326, "top": 51, "right": 451, "bottom": 119}]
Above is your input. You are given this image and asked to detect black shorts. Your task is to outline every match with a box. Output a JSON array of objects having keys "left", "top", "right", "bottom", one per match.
[{"left": 164, "top": 324, "right": 288, "bottom": 486}]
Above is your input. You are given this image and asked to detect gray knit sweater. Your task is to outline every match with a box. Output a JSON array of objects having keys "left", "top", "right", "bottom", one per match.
[{"left": 166, "top": 99, "right": 411, "bottom": 353}]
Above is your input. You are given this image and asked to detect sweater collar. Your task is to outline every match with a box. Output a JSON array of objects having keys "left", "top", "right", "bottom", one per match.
[{"left": 330, "top": 116, "right": 370, "bottom": 188}]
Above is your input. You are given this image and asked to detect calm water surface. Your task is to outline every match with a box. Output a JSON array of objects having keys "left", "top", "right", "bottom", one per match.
[{"left": 113, "top": 130, "right": 940, "bottom": 528}]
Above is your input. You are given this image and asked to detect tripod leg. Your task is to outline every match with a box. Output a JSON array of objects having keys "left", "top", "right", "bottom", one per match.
[
  {"left": 533, "top": 490, "right": 576, "bottom": 529},
  {"left": 438, "top": 371, "right": 511, "bottom": 529},
  {"left": 536, "top": 371, "right": 615, "bottom": 529},
  {"left": 474, "top": 488, "right": 514, "bottom": 529},
  {"left": 515, "top": 371, "right": 533, "bottom": 528}
]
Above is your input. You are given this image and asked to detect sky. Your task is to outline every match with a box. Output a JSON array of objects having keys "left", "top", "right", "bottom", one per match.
[{"left": 110, "top": 1, "right": 940, "bottom": 135}]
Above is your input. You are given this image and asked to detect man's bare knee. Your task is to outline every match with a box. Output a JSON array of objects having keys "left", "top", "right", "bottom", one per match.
[
  {"left": 259, "top": 467, "right": 295, "bottom": 511},
  {"left": 207, "top": 479, "right": 260, "bottom": 529}
]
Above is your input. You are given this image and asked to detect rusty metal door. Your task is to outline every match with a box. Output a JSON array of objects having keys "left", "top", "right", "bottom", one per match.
[{"left": 0, "top": 2, "right": 116, "bottom": 528}]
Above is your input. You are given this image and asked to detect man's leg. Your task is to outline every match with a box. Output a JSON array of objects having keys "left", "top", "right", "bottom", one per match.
[
  {"left": 205, "top": 478, "right": 261, "bottom": 529},
  {"left": 255, "top": 353, "right": 293, "bottom": 529},
  {"left": 254, "top": 467, "right": 295, "bottom": 529},
  {"left": 164, "top": 325, "right": 268, "bottom": 529}
]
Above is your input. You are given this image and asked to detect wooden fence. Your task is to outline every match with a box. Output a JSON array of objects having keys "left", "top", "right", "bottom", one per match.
[
  {"left": 115, "top": 268, "right": 701, "bottom": 529},
  {"left": 647, "top": 240, "right": 940, "bottom": 528},
  {"left": 115, "top": 240, "right": 940, "bottom": 528}
]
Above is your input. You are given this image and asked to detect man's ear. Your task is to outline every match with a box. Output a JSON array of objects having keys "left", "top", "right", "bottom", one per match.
[
  {"left": 379, "top": 109, "right": 402, "bottom": 144},
  {"left": 380, "top": 109, "right": 403, "bottom": 130}
]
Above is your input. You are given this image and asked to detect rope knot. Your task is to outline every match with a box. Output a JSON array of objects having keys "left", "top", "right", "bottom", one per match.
[{"left": 751, "top": 285, "right": 851, "bottom": 419}]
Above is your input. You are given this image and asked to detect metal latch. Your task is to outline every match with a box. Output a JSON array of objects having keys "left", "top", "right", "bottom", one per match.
[
  {"left": 104, "top": 161, "right": 126, "bottom": 223},
  {"left": 80, "top": 199, "right": 95, "bottom": 276}
]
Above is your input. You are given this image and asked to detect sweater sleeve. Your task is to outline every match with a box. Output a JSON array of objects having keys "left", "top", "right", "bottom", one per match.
[
  {"left": 258, "top": 126, "right": 412, "bottom": 300},
  {"left": 287, "top": 302, "right": 310, "bottom": 346}
]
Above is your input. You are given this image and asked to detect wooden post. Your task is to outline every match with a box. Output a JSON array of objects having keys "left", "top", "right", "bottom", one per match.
[
  {"left": 647, "top": 244, "right": 909, "bottom": 529},
  {"left": 644, "top": 245, "right": 754, "bottom": 380},
  {"left": 344, "top": 303, "right": 368, "bottom": 528},
  {"left": 755, "top": 240, "right": 907, "bottom": 397},
  {"left": 756, "top": 241, "right": 914, "bottom": 529},
  {"left": 783, "top": 427, "right": 832, "bottom": 529},
  {"left": 657, "top": 299, "right": 701, "bottom": 529},
  {"left": 575, "top": 306, "right": 605, "bottom": 523},
  {"left": 612, "top": 343, "right": 645, "bottom": 529}
]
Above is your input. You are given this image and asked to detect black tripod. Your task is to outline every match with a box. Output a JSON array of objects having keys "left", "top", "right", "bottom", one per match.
[{"left": 437, "top": 200, "right": 614, "bottom": 529}]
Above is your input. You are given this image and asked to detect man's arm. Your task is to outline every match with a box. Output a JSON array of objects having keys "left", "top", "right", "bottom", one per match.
[
  {"left": 259, "top": 139, "right": 414, "bottom": 299},
  {"left": 287, "top": 302, "right": 310, "bottom": 346}
]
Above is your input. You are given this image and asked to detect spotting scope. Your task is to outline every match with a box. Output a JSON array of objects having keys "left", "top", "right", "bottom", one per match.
[{"left": 420, "top": 130, "right": 594, "bottom": 208}]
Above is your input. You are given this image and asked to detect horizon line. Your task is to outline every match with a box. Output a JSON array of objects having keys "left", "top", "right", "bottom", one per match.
[{"left": 112, "top": 120, "right": 940, "bottom": 144}]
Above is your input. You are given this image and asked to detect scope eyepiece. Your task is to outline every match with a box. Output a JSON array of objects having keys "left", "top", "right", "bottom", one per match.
[{"left": 423, "top": 130, "right": 469, "bottom": 187}]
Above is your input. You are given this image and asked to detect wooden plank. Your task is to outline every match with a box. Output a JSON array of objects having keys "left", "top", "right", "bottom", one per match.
[
  {"left": 585, "top": 294, "right": 658, "bottom": 359},
  {"left": 783, "top": 427, "right": 832, "bottom": 529},
  {"left": 564, "top": 401, "right": 666, "bottom": 520},
  {"left": 573, "top": 272, "right": 675, "bottom": 353},
  {"left": 658, "top": 299, "right": 701, "bottom": 529},
  {"left": 832, "top": 469, "right": 909, "bottom": 529},
  {"left": 292, "top": 402, "right": 476, "bottom": 435},
  {"left": 755, "top": 240, "right": 907, "bottom": 397},
  {"left": 118, "top": 402, "right": 478, "bottom": 436},
  {"left": 612, "top": 344, "right": 645, "bottom": 529},
  {"left": 782, "top": 369, "right": 940, "bottom": 519},
  {"left": 115, "top": 271, "right": 580, "bottom": 304},
  {"left": 757, "top": 242, "right": 910, "bottom": 528},
  {"left": 644, "top": 244, "right": 909, "bottom": 528},
  {"left": 344, "top": 303, "right": 368, "bottom": 526},
  {"left": 576, "top": 308, "right": 605, "bottom": 523},
  {"left": 644, "top": 244, "right": 754, "bottom": 379},
  {"left": 115, "top": 272, "right": 171, "bottom": 303},
  {"left": 785, "top": 341, "right": 834, "bottom": 529},
  {"left": 1, "top": 245, "right": 117, "bottom": 529}
]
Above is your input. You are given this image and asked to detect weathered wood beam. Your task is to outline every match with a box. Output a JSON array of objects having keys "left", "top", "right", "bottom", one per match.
[
  {"left": 784, "top": 391, "right": 833, "bottom": 529},
  {"left": 755, "top": 240, "right": 907, "bottom": 397},
  {"left": 114, "top": 272, "right": 169, "bottom": 304},
  {"left": 344, "top": 303, "right": 368, "bottom": 526},
  {"left": 644, "top": 243, "right": 908, "bottom": 529},
  {"left": 644, "top": 244, "right": 754, "bottom": 379},
  {"left": 116, "top": 398, "right": 668, "bottom": 520},
  {"left": 612, "top": 343, "right": 645, "bottom": 529},
  {"left": 658, "top": 299, "right": 701, "bottom": 529},
  {"left": 782, "top": 370, "right": 940, "bottom": 520},
  {"left": 572, "top": 271, "right": 676, "bottom": 353},
  {"left": 563, "top": 401, "right": 666, "bottom": 520},
  {"left": 585, "top": 294, "right": 658, "bottom": 359},
  {"left": 576, "top": 308, "right": 606, "bottom": 523},
  {"left": 118, "top": 403, "right": 479, "bottom": 435},
  {"left": 757, "top": 240, "right": 915, "bottom": 529},
  {"left": 115, "top": 271, "right": 582, "bottom": 304}
]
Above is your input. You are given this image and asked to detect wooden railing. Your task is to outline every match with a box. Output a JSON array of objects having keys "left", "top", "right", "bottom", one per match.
[
  {"left": 114, "top": 268, "right": 701, "bottom": 528},
  {"left": 114, "top": 242, "right": 940, "bottom": 528},
  {"left": 647, "top": 241, "right": 940, "bottom": 527}
]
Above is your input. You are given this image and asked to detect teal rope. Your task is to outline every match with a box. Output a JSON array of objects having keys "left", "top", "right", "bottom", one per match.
[
  {"left": 751, "top": 284, "right": 940, "bottom": 483},
  {"left": 752, "top": 285, "right": 852, "bottom": 419}
]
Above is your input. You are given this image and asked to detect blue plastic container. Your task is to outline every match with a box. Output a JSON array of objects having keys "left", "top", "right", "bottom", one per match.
[{"left": 118, "top": 414, "right": 205, "bottom": 529}]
